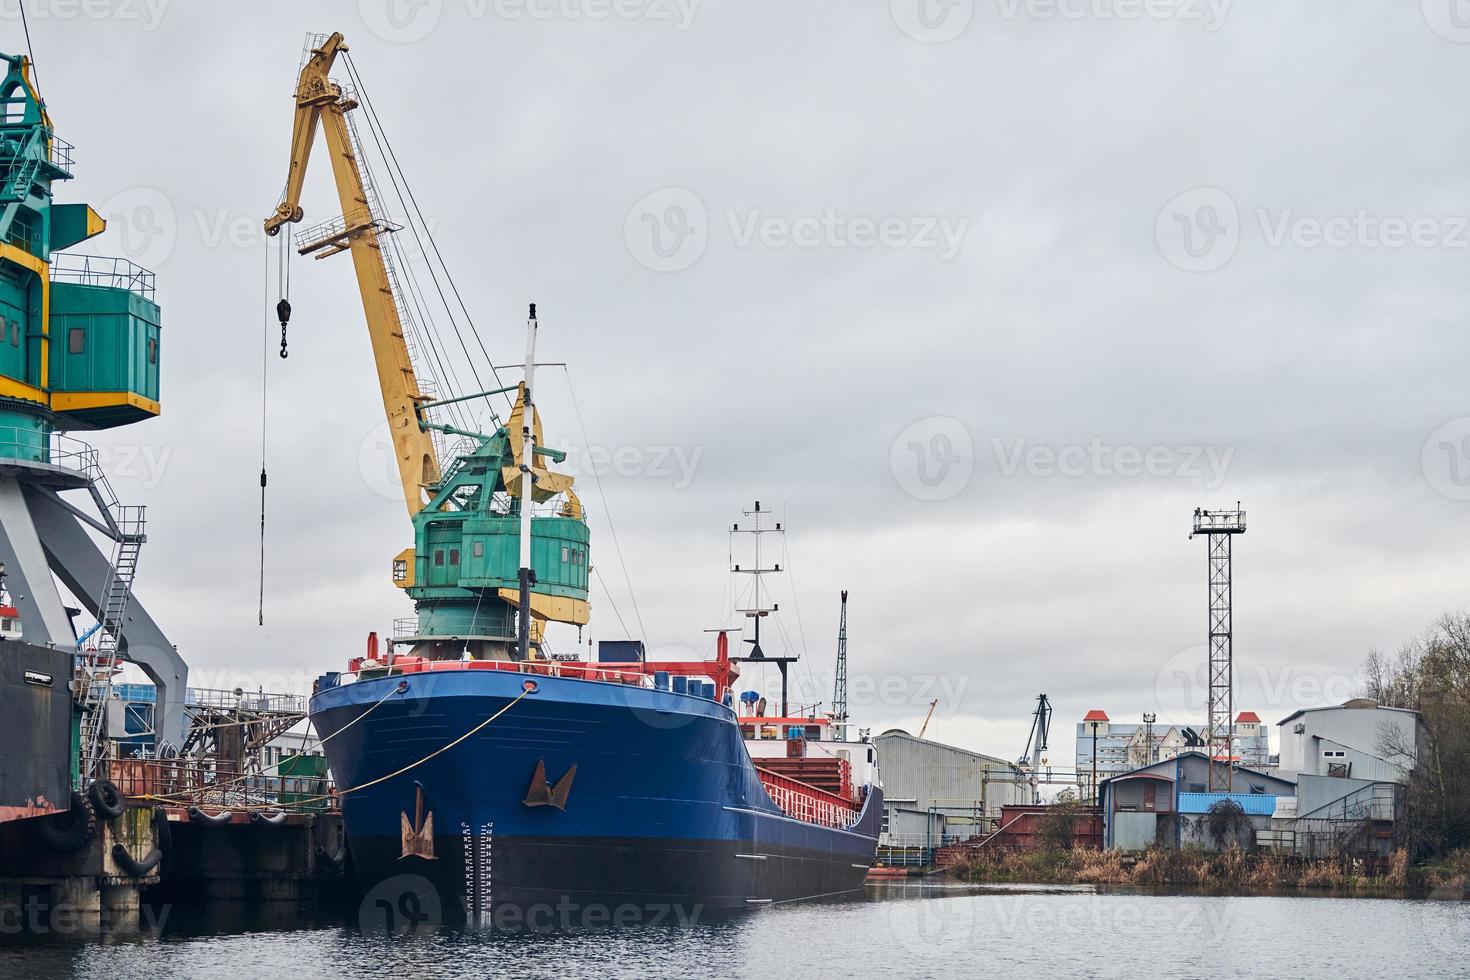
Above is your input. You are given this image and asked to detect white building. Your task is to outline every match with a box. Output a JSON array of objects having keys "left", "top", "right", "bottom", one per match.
[
  {"left": 1276, "top": 699, "right": 1423, "bottom": 784},
  {"left": 1076, "top": 709, "right": 1271, "bottom": 796},
  {"left": 873, "top": 730, "right": 1029, "bottom": 843}
]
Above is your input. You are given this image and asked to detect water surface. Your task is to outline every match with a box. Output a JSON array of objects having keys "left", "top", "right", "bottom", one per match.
[{"left": 4, "top": 881, "right": 1467, "bottom": 979}]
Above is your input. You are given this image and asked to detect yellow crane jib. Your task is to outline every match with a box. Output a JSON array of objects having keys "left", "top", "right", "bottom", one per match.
[
  {"left": 262, "top": 31, "right": 440, "bottom": 518},
  {"left": 260, "top": 33, "right": 592, "bottom": 661}
]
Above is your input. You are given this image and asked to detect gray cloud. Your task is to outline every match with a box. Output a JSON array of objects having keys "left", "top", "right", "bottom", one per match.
[{"left": 26, "top": 0, "right": 1470, "bottom": 775}]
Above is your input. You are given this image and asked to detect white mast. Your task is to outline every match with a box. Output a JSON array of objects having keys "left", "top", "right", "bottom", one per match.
[{"left": 516, "top": 304, "right": 539, "bottom": 660}]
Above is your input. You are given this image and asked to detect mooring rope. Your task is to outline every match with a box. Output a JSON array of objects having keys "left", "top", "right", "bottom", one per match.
[
  {"left": 126, "top": 680, "right": 402, "bottom": 805},
  {"left": 138, "top": 684, "right": 532, "bottom": 813}
]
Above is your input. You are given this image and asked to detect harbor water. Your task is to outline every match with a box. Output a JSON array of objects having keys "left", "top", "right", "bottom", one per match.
[{"left": 4, "top": 882, "right": 1467, "bottom": 978}]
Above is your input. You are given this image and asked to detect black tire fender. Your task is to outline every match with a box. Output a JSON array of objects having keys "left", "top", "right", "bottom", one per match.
[
  {"left": 250, "top": 810, "right": 288, "bottom": 827},
  {"left": 111, "top": 842, "right": 163, "bottom": 876},
  {"left": 186, "top": 806, "right": 234, "bottom": 826},
  {"left": 87, "top": 779, "right": 125, "bottom": 820},
  {"left": 152, "top": 807, "right": 173, "bottom": 851},
  {"left": 35, "top": 792, "right": 97, "bottom": 853}
]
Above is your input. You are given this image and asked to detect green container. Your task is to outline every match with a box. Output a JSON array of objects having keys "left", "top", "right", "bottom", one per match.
[{"left": 279, "top": 753, "right": 330, "bottom": 811}]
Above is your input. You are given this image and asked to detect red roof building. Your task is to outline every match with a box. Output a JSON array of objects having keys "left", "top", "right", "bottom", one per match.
[{"left": 1083, "top": 709, "right": 1109, "bottom": 722}]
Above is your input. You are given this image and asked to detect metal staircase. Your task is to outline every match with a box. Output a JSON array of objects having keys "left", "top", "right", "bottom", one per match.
[
  {"left": 1286, "top": 781, "right": 1399, "bottom": 858},
  {"left": 74, "top": 449, "right": 148, "bottom": 783}
]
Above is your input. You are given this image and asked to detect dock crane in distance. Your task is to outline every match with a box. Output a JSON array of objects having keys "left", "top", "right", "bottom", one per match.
[
  {"left": 1019, "top": 693, "right": 1052, "bottom": 805},
  {"left": 918, "top": 698, "right": 938, "bottom": 739},
  {"left": 262, "top": 32, "right": 591, "bottom": 662}
]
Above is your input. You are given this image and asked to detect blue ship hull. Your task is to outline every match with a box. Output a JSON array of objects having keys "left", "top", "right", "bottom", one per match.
[{"left": 309, "top": 668, "right": 881, "bottom": 927}]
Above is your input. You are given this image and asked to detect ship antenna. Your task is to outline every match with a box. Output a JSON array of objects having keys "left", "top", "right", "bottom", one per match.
[{"left": 516, "top": 303, "right": 538, "bottom": 661}]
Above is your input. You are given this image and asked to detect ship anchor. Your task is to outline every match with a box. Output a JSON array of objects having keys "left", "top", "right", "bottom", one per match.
[{"left": 523, "top": 759, "right": 577, "bottom": 810}]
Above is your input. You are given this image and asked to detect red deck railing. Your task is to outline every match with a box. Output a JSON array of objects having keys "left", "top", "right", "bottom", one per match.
[{"left": 755, "top": 765, "right": 860, "bottom": 830}]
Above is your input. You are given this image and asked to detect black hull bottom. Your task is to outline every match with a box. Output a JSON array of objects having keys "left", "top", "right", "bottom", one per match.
[{"left": 350, "top": 833, "right": 872, "bottom": 931}]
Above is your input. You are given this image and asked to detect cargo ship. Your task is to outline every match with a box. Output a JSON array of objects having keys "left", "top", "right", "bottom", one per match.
[
  {"left": 262, "top": 33, "right": 880, "bottom": 925},
  {"left": 311, "top": 631, "right": 881, "bottom": 925}
]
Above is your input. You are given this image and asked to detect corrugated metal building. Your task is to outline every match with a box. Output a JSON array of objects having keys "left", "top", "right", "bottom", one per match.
[
  {"left": 1276, "top": 700, "right": 1423, "bottom": 784},
  {"left": 873, "top": 730, "right": 1029, "bottom": 843},
  {"left": 1099, "top": 752, "right": 1297, "bottom": 851}
]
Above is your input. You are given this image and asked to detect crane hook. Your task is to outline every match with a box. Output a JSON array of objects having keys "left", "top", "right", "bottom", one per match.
[{"left": 276, "top": 298, "right": 292, "bottom": 359}]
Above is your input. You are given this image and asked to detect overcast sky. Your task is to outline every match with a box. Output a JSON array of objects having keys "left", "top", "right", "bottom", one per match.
[{"left": 14, "top": 0, "right": 1470, "bottom": 775}]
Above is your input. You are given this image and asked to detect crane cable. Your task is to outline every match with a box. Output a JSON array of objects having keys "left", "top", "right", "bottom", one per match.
[
  {"left": 258, "top": 234, "right": 272, "bottom": 626},
  {"left": 563, "top": 367, "right": 648, "bottom": 645},
  {"left": 342, "top": 52, "right": 512, "bottom": 413},
  {"left": 217, "top": 683, "right": 533, "bottom": 812},
  {"left": 276, "top": 228, "right": 292, "bottom": 358},
  {"left": 18, "top": 2, "right": 42, "bottom": 106},
  {"left": 127, "top": 679, "right": 402, "bottom": 805}
]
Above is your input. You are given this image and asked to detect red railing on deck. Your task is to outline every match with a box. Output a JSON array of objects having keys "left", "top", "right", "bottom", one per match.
[{"left": 755, "top": 765, "right": 860, "bottom": 830}]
